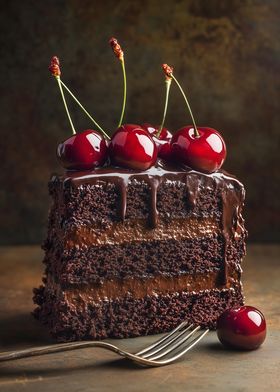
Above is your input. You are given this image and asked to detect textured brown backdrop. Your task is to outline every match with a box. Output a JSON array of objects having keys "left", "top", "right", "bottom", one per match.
[{"left": 0, "top": 0, "right": 279, "bottom": 244}]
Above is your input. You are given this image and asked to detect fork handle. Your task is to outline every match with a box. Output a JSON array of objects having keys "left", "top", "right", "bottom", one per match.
[{"left": 0, "top": 341, "right": 126, "bottom": 362}]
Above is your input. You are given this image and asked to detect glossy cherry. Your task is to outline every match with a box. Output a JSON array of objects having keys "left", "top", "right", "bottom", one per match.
[
  {"left": 109, "top": 124, "right": 157, "bottom": 170},
  {"left": 217, "top": 306, "right": 266, "bottom": 350},
  {"left": 141, "top": 123, "right": 172, "bottom": 161},
  {"left": 57, "top": 129, "right": 108, "bottom": 170},
  {"left": 171, "top": 126, "right": 226, "bottom": 173}
]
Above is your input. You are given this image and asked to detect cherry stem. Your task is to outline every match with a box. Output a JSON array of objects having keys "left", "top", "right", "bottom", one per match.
[
  {"left": 156, "top": 78, "right": 171, "bottom": 138},
  {"left": 118, "top": 58, "right": 127, "bottom": 127},
  {"left": 56, "top": 77, "right": 76, "bottom": 135},
  {"left": 59, "top": 80, "right": 110, "bottom": 140},
  {"left": 171, "top": 74, "right": 199, "bottom": 137}
]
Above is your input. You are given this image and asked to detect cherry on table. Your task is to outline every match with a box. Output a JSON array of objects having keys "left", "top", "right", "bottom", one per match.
[
  {"left": 141, "top": 123, "right": 172, "bottom": 161},
  {"left": 57, "top": 129, "right": 108, "bottom": 170},
  {"left": 171, "top": 126, "right": 226, "bottom": 173},
  {"left": 217, "top": 306, "right": 266, "bottom": 350},
  {"left": 109, "top": 124, "right": 157, "bottom": 170}
]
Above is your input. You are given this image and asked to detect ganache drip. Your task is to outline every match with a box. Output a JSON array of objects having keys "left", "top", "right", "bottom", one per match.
[
  {"left": 118, "top": 178, "right": 127, "bottom": 222},
  {"left": 220, "top": 185, "right": 246, "bottom": 284}
]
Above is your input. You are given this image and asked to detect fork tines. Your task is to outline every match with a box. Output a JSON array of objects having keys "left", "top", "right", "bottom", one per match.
[{"left": 135, "top": 322, "right": 209, "bottom": 365}]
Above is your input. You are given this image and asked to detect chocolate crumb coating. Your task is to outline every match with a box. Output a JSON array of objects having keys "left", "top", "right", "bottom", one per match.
[{"left": 34, "top": 160, "right": 246, "bottom": 341}]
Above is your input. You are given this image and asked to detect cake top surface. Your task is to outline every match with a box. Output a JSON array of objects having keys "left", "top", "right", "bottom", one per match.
[{"left": 57, "top": 160, "right": 243, "bottom": 189}]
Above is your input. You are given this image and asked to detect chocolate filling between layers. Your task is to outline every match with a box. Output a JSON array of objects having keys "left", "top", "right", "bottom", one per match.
[
  {"left": 64, "top": 217, "right": 220, "bottom": 248},
  {"left": 49, "top": 266, "right": 240, "bottom": 303}
]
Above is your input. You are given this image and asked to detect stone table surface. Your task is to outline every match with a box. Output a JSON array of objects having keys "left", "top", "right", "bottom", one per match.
[{"left": 0, "top": 244, "right": 279, "bottom": 392}]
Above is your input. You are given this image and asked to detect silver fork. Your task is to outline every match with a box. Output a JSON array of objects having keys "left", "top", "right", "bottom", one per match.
[{"left": 0, "top": 323, "right": 209, "bottom": 367}]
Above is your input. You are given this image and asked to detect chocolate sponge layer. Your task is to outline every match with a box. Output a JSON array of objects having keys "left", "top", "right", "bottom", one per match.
[
  {"left": 43, "top": 235, "right": 245, "bottom": 286},
  {"left": 33, "top": 283, "right": 244, "bottom": 341},
  {"left": 48, "top": 175, "right": 222, "bottom": 232}
]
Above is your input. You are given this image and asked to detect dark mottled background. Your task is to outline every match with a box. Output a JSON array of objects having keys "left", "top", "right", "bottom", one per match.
[{"left": 0, "top": 0, "right": 279, "bottom": 244}]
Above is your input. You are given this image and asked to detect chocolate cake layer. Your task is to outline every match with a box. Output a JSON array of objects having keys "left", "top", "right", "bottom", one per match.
[
  {"left": 44, "top": 235, "right": 245, "bottom": 286},
  {"left": 48, "top": 161, "right": 244, "bottom": 229},
  {"left": 33, "top": 283, "right": 244, "bottom": 341}
]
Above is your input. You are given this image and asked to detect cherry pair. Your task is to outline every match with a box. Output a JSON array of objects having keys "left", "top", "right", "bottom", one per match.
[
  {"left": 142, "top": 123, "right": 226, "bottom": 172},
  {"left": 57, "top": 124, "right": 164, "bottom": 171}
]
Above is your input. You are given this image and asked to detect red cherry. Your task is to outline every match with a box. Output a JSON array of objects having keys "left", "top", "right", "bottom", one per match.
[
  {"left": 217, "top": 306, "right": 266, "bottom": 350},
  {"left": 57, "top": 129, "right": 108, "bottom": 170},
  {"left": 171, "top": 126, "right": 226, "bottom": 173},
  {"left": 141, "top": 123, "right": 172, "bottom": 161},
  {"left": 109, "top": 124, "right": 157, "bottom": 170}
]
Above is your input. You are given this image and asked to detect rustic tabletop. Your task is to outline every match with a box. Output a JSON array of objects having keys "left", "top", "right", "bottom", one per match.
[{"left": 0, "top": 245, "right": 279, "bottom": 392}]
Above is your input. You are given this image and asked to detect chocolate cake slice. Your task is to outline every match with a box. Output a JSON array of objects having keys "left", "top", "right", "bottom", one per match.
[{"left": 33, "top": 160, "right": 246, "bottom": 341}]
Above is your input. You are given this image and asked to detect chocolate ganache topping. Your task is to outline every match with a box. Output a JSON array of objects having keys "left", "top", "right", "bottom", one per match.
[{"left": 56, "top": 159, "right": 246, "bottom": 285}]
